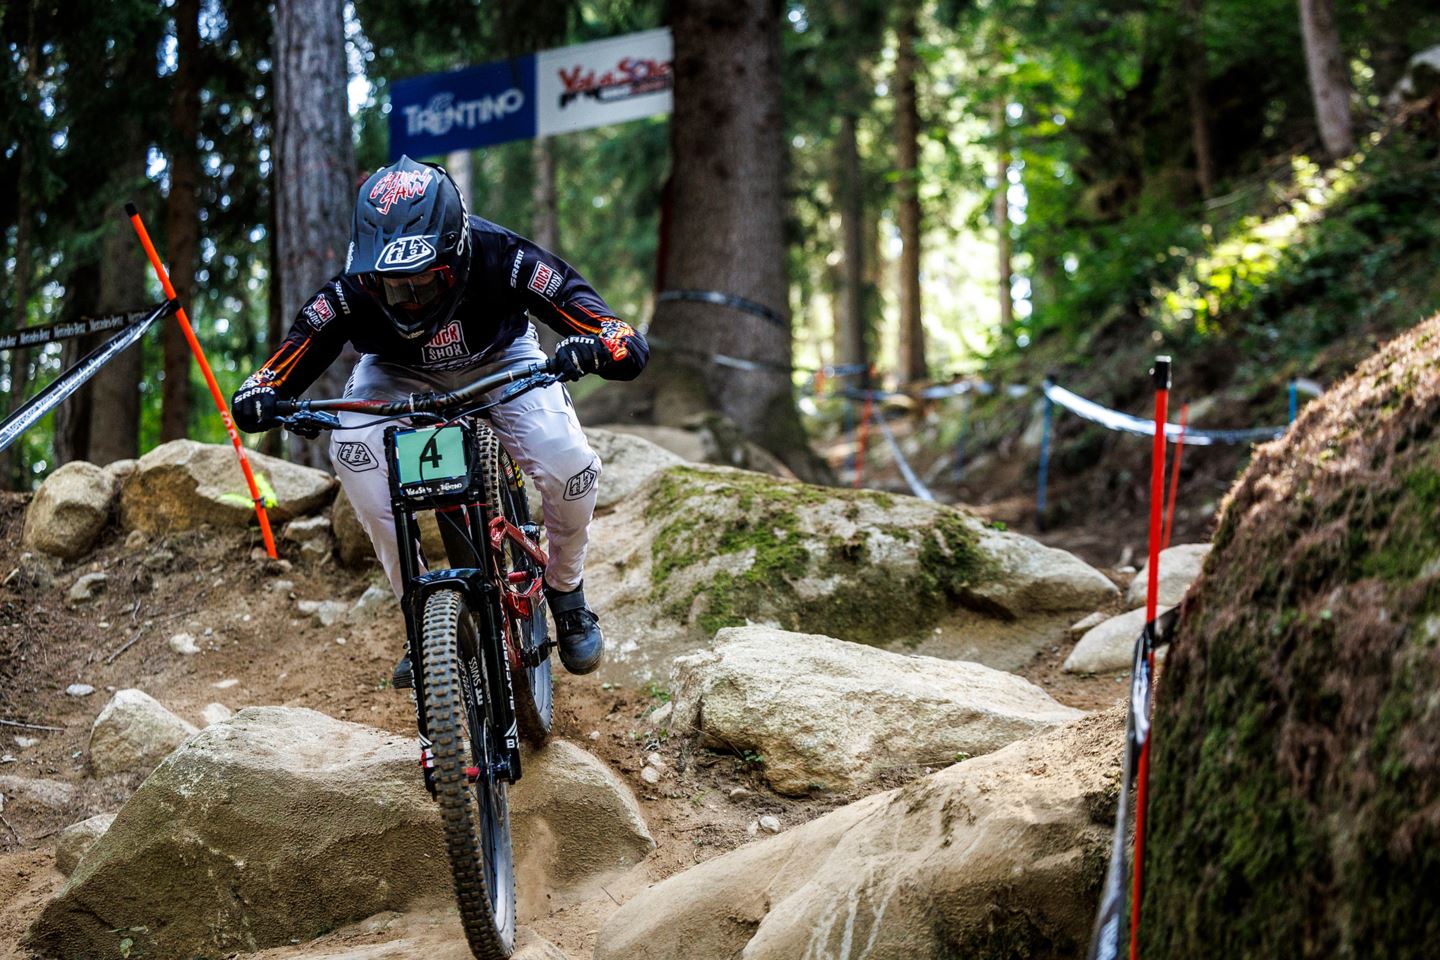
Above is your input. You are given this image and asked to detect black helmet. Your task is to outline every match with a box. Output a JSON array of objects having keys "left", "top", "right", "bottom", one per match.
[{"left": 346, "top": 155, "right": 472, "bottom": 341}]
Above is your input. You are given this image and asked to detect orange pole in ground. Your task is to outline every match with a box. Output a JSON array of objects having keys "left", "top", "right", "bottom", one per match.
[
  {"left": 1162, "top": 403, "right": 1189, "bottom": 551},
  {"left": 125, "top": 202, "right": 278, "bottom": 559}
]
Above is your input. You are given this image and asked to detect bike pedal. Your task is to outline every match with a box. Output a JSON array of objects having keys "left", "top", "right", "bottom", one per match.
[{"left": 393, "top": 656, "right": 414, "bottom": 690}]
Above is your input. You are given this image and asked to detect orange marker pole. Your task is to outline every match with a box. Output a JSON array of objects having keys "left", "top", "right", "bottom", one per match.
[{"left": 125, "top": 202, "right": 278, "bottom": 559}]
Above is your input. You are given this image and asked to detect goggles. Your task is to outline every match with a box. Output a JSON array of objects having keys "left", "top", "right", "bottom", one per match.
[{"left": 361, "top": 266, "right": 455, "bottom": 309}]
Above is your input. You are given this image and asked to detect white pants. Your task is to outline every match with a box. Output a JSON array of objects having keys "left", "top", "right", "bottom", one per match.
[{"left": 328, "top": 324, "right": 599, "bottom": 598}]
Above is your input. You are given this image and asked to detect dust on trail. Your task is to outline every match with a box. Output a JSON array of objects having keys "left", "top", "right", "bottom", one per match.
[{"left": 0, "top": 488, "right": 1127, "bottom": 959}]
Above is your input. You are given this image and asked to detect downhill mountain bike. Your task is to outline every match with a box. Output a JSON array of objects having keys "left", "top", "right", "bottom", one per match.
[{"left": 275, "top": 359, "right": 562, "bottom": 960}]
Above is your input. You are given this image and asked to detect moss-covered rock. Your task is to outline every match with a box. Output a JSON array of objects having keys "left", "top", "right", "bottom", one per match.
[
  {"left": 586, "top": 464, "right": 1117, "bottom": 681},
  {"left": 1142, "top": 314, "right": 1440, "bottom": 959}
]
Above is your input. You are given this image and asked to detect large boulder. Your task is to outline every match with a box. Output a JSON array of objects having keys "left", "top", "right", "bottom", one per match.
[
  {"left": 241, "top": 910, "right": 567, "bottom": 960},
  {"left": 594, "top": 711, "right": 1120, "bottom": 960},
  {"left": 21, "top": 461, "right": 118, "bottom": 560},
  {"left": 586, "top": 464, "right": 1117, "bottom": 680},
  {"left": 54, "top": 813, "right": 116, "bottom": 876},
  {"left": 582, "top": 427, "right": 685, "bottom": 510},
  {"left": 1124, "top": 542, "right": 1211, "bottom": 607},
  {"left": 32, "top": 708, "right": 447, "bottom": 959},
  {"left": 88, "top": 689, "right": 198, "bottom": 778},
  {"left": 1063, "top": 606, "right": 1151, "bottom": 674},
  {"left": 1141, "top": 316, "right": 1440, "bottom": 957},
  {"left": 331, "top": 488, "right": 377, "bottom": 568},
  {"left": 119, "top": 440, "right": 336, "bottom": 534},
  {"left": 511, "top": 739, "right": 654, "bottom": 913},
  {"left": 671, "top": 626, "right": 1084, "bottom": 794},
  {"left": 30, "top": 709, "right": 651, "bottom": 959}
]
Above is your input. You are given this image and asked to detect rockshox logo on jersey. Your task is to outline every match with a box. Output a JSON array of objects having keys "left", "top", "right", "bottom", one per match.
[
  {"left": 302, "top": 296, "right": 336, "bottom": 330},
  {"left": 528, "top": 262, "right": 562, "bottom": 299},
  {"left": 421, "top": 319, "right": 472, "bottom": 368},
  {"left": 369, "top": 169, "right": 434, "bottom": 215}
]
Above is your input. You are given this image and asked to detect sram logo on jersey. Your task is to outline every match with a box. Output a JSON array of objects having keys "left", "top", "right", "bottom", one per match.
[
  {"left": 369, "top": 169, "right": 434, "bottom": 215},
  {"left": 422, "top": 319, "right": 470, "bottom": 366},
  {"left": 528, "top": 261, "right": 562, "bottom": 299},
  {"left": 378, "top": 235, "right": 436, "bottom": 269}
]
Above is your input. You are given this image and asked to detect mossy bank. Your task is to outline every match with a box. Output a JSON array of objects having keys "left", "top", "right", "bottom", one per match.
[
  {"left": 584, "top": 462, "right": 1118, "bottom": 682},
  {"left": 1142, "top": 313, "right": 1440, "bottom": 958}
]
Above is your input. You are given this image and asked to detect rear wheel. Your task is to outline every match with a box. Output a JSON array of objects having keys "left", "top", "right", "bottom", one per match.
[
  {"left": 420, "top": 588, "right": 515, "bottom": 959},
  {"left": 477, "top": 429, "right": 553, "bottom": 746}
]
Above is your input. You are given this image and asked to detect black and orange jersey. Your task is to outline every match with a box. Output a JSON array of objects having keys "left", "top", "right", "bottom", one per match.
[{"left": 242, "top": 215, "right": 647, "bottom": 397}]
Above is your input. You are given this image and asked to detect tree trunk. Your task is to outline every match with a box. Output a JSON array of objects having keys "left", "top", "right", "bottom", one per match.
[
  {"left": 446, "top": 148, "right": 473, "bottom": 209},
  {"left": 1183, "top": 0, "right": 1215, "bottom": 198},
  {"left": 993, "top": 100, "right": 1013, "bottom": 334},
  {"left": 2, "top": 161, "right": 35, "bottom": 489},
  {"left": 274, "top": 0, "right": 356, "bottom": 468},
  {"left": 531, "top": 136, "right": 561, "bottom": 354},
  {"left": 52, "top": 263, "right": 101, "bottom": 466},
  {"left": 87, "top": 185, "right": 148, "bottom": 466},
  {"left": 160, "top": 0, "right": 201, "bottom": 442},
  {"left": 645, "top": 0, "right": 821, "bottom": 480},
  {"left": 1, "top": 12, "right": 39, "bottom": 489},
  {"left": 1297, "top": 0, "right": 1355, "bottom": 158},
  {"left": 895, "top": 0, "right": 926, "bottom": 384},
  {"left": 833, "top": 111, "right": 867, "bottom": 371}
]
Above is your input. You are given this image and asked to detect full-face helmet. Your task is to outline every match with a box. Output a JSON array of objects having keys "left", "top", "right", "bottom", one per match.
[{"left": 346, "top": 155, "right": 472, "bottom": 341}]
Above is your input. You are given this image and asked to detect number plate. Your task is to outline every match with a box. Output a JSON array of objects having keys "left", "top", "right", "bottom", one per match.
[{"left": 394, "top": 425, "right": 470, "bottom": 486}]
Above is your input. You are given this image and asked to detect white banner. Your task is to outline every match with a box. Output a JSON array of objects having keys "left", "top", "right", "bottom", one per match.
[{"left": 536, "top": 28, "right": 673, "bottom": 138}]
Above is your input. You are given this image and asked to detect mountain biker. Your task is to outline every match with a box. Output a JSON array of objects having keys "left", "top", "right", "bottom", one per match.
[{"left": 229, "top": 155, "right": 647, "bottom": 678}]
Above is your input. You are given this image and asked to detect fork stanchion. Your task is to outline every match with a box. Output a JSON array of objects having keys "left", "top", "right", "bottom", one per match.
[{"left": 126, "top": 202, "right": 278, "bottom": 559}]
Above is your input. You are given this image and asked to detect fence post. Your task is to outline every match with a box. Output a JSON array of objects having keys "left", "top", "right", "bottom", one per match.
[
  {"left": 1288, "top": 378, "right": 1298, "bottom": 423},
  {"left": 1036, "top": 377, "right": 1055, "bottom": 529},
  {"left": 952, "top": 393, "right": 970, "bottom": 483}
]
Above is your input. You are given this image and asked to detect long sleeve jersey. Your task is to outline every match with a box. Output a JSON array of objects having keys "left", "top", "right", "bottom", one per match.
[{"left": 241, "top": 216, "right": 647, "bottom": 397}]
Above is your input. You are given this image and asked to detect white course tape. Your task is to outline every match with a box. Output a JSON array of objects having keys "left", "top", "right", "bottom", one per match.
[{"left": 1042, "top": 382, "right": 1285, "bottom": 446}]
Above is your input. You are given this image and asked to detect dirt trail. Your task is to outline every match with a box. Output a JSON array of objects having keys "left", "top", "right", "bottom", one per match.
[{"left": 0, "top": 489, "right": 1127, "bottom": 959}]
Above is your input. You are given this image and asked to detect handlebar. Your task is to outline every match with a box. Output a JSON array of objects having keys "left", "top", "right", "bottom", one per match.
[{"left": 272, "top": 357, "right": 562, "bottom": 434}]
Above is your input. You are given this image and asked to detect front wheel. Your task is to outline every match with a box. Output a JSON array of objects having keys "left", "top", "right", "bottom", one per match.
[{"left": 420, "top": 588, "right": 516, "bottom": 959}]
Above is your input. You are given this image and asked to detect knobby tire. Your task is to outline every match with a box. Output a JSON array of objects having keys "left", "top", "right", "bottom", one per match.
[{"left": 420, "top": 588, "right": 516, "bottom": 959}]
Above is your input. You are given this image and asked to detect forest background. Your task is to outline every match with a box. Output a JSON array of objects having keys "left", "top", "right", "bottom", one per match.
[{"left": 2, "top": 0, "right": 1439, "bottom": 538}]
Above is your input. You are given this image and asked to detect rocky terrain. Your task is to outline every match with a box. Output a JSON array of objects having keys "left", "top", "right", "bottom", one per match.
[{"left": 0, "top": 426, "right": 1200, "bottom": 959}]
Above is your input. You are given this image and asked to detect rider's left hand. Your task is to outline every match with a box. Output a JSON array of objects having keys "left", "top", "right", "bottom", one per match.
[{"left": 554, "top": 336, "right": 609, "bottom": 381}]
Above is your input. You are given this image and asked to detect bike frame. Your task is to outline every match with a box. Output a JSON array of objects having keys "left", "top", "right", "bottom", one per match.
[
  {"left": 276, "top": 361, "right": 556, "bottom": 787},
  {"left": 383, "top": 423, "right": 549, "bottom": 787}
]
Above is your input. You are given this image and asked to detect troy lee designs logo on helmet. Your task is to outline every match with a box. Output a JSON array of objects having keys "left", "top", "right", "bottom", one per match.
[
  {"left": 378, "top": 235, "right": 436, "bottom": 269},
  {"left": 369, "top": 169, "right": 434, "bottom": 215}
]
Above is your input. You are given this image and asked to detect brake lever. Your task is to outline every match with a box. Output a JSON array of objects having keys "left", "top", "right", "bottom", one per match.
[
  {"left": 283, "top": 410, "right": 341, "bottom": 439},
  {"left": 496, "top": 372, "right": 560, "bottom": 404}
]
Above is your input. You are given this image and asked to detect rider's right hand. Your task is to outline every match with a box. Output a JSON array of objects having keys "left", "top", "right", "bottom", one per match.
[
  {"left": 553, "top": 335, "right": 608, "bottom": 382},
  {"left": 231, "top": 383, "right": 281, "bottom": 433}
]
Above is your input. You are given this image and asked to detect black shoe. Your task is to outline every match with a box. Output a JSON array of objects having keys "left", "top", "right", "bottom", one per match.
[
  {"left": 393, "top": 652, "right": 413, "bottom": 690},
  {"left": 545, "top": 582, "right": 605, "bottom": 675}
]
